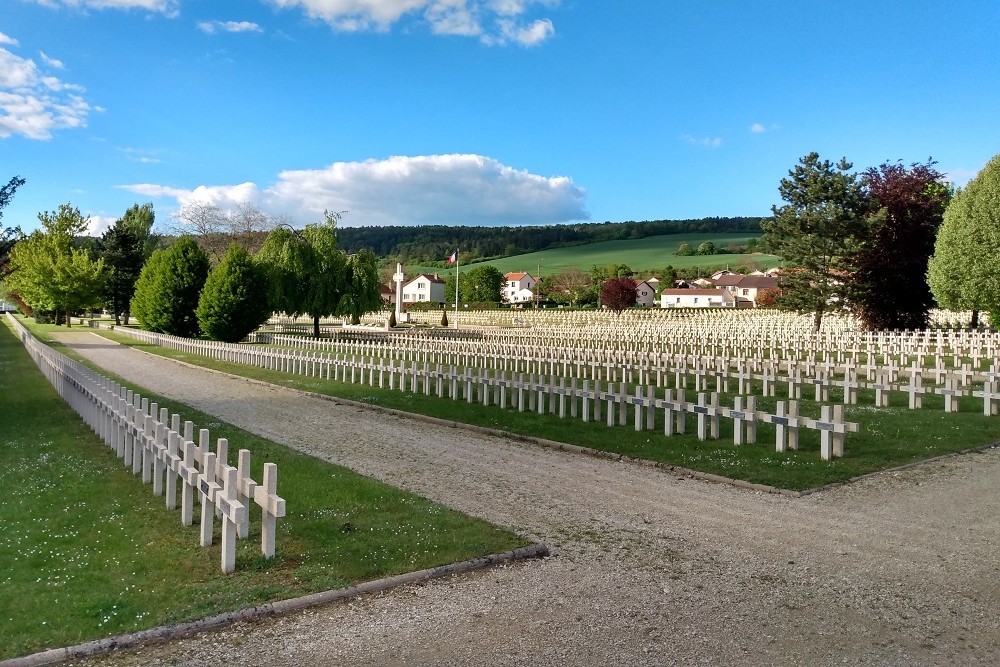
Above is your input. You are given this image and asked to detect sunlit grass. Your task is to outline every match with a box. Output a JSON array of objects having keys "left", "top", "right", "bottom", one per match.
[{"left": 0, "top": 320, "right": 526, "bottom": 660}]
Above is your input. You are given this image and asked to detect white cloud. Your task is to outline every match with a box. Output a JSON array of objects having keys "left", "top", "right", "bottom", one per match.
[
  {"left": 118, "top": 147, "right": 163, "bottom": 164},
  {"left": 39, "top": 52, "right": 65, "bottom": 69},
  {"left": 682, "top": 135, "right": 722, "bottom": 149},
  {"left": 120, "top": 154, "right": 588, "bottom": 226},
  {"left": 0, "top": 45, "right": 95, "bottom": 140},
  {"left": 28, "top": 0, "right": 180, "bottom": 16},
  {"left": 197, "top": 20, "right": 264, "bottom": 34},
  {"left": 85, "top": 215, "right": 116, "bottom": 237},
  {"left": 118, "top": 183, "right": 195, "bottom": 200},
  {"left": 750, "top": 122, "right": 766, "bottom": 133},
  {"left": 486, "top": 17, "right": 553, "bottom": 46},
  {"left": 943, "top": 165, "right": 983, "bottom": 188},
  {"left": 266, "top": 0, "right": 558, "bottom": 45},
  {"left": 0, "top": 33, "right": 19, "bottom": 47}
]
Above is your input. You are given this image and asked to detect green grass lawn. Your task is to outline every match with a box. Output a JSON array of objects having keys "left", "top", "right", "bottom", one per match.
[
  {"left": 410, "top": 232, "right": 780, "bottom": 276},
  {"left": 69, "top": 323, "right": 1000, "bottom": 492},
  {"left": 0, "top": 320, "right": 527, "bottom": 660}
]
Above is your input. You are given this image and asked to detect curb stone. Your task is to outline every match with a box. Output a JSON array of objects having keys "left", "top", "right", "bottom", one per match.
[{"left": 1, "top": 543, "right": 549, "bottom": 667}]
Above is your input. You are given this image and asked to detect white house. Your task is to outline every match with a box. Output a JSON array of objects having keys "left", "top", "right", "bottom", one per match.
[
  {"left": 634, "top": 280, "right": 656, "bottom": 307},
  {"left": 660, "top": 288, "right": 736, "bottom": 309},
  {"left": 402, "top": 274, "right": 446, "bottom": 304},
  {"left": 504, "top": 272, "right": 537, "bottom": 304}
]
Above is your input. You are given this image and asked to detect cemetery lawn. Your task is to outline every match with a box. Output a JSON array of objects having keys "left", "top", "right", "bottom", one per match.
[
  {"left": 69, "top": 327, "right": 1000, "bottom": 492},
  {"left": 0, "top": 322, "right": 527, "bottom": 661}
]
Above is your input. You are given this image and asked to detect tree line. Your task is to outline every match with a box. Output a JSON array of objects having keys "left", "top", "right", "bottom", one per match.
[
  {"left": 337, "top": 216, "right": 765, "bottom": 265},
  {"left": 0, "top": 193, "right": 382, "bottom": 341},
  {"left": 762, "top": 151, "right": 1000, "bottom": 331}
]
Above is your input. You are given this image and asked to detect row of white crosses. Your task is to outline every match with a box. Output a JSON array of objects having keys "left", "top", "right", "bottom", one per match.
[
  {"left": 9, "top": 315, "right": 286, "bottom": 574},
  {"left": 113, "top": 323, "right": 1000, "bottom": 413},
  {"left": 95, "top": 325, "right": 863, "bottom": 460}
]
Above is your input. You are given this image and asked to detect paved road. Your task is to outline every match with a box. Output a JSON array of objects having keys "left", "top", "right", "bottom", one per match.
[{"left": 54, "top": 332, "right": 1000, "bottom": 667}]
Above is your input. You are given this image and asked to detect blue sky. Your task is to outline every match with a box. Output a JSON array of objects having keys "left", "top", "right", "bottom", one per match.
[{"left": 2, "top": 0, "right": 998, "bottom": 236}]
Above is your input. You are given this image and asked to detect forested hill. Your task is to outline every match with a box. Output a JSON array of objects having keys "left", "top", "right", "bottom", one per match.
[{"left": 338, "top": 216, "right": 764, "bottom": 264}]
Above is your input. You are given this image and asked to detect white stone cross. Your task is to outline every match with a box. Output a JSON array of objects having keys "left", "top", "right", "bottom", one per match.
[{"left": 254, "top": 462, "right": 286, "bottom": 559}]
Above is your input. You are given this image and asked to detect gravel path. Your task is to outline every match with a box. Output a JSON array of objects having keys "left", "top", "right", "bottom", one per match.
[{"left": 53, "top": 332, "right": 1000, "bottom": 667}]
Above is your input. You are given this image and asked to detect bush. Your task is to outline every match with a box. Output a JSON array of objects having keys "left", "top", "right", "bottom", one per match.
[
  {"left": 441, "top": 310, "right": 449, "bottom": 327},
  {"left": 196, "top": 244, "right": 272, "bottom": 342}
]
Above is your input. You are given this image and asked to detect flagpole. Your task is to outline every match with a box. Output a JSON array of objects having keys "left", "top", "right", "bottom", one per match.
[{"left": 453, "top": 248, "right": 459, "bottom": 330}]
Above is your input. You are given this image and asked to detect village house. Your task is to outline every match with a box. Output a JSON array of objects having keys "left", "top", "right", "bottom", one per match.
[
  {"left": 504, "top": 272, "right": 538, "bottom": 304},
  {"left": 402, "top": 274, "right": 446, "bottom": 304},
  {"left": 660, "top": 288, "right": 736, "bottom": 309},
  {"left": 634, "top": 279, "right": 657, "bottom": 307},
  {"left": 709, "top": 273, "right": 779, "bottom": 307}
]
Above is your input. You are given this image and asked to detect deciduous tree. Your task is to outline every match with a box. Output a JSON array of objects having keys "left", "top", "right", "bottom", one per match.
[
  {"left": 337, "top": 248, "right": 383, "bottom": 325},
  {"left": 600, "top": 276, "right": 637, "bottom": 314},
  {"left": 928, "top": 153, "right": 1000, "bottom": 327},
  {"left": 257, "top": 211, "right": 348, "bottom": 336},
  {"left": 850, "top": 160, "right": 950, "bottom": 330},
  {"left": 5, "top": 203, "right": 105, "bottom": 325},
  {"left": 762, "top": 152, "right": 869, "bottom": 331}
]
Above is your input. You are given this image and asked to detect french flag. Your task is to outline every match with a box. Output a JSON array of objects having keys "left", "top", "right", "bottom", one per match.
[{"left": 447, "top": 251, "right": 457, "bottom": 264}]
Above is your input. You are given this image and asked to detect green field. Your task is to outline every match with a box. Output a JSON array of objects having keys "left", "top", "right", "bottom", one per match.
[{"left": 413, "top": 233, "right": 780, "bottom": 277}]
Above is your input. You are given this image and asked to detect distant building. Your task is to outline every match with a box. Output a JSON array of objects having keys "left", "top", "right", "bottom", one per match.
[
  {"left": 709, "top": 273, "right": 779, "bottom": 307},
  {"left": 634, "top": 280, "right": 656, "bottom": 307},
  {"left": 660, "top": 288, "right": 736, "bottom": 309},
  {"left": 402, "top": 274, "right": 446, "bottom": 304},
  {"left": 504, "top": 272, "right": 538, "bottom": 304}
]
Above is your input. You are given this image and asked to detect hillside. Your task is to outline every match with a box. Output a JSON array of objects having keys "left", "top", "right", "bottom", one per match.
[
  {"left": 410, "top": 232, "right": 780, "bottom": 277},
  {"left": 340, "top": 216, "right": 764, "bottom": 264}
]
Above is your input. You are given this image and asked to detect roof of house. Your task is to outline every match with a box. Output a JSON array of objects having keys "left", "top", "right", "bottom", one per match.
[
  {"left": 711, "top": 273, "right": 746, "bottom": 287},
  {"left": 709, "top": 274, "right": 779, "bottom": 289},
  {"left": 733, "top": 275, "right": 778, "bottom": 289},
  {"left": 406, "top": 273, "right": 445, "bottom": 285},
  {"left": 505, "top": 272, "right": 535, "bottom": 280}
]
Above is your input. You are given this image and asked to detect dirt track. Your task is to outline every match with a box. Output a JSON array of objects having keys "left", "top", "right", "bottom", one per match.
[{"left": 54, "top": 331, "right": 1000, "bottom": 667}]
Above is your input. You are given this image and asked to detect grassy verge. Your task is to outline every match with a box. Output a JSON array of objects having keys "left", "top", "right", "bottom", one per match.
[
  {"left": 59, "top": 323, "right": 1000, "bottom": 491},
  {"left": 0, "top": 320, "right": 527, "bottom": 660}
]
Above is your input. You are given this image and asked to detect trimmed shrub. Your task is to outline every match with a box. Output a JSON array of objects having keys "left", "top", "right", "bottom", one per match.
[
  {"left": 131, "top": 237, "right": 209, "bottom": 337},
  {"left": 196, "top": 244, "right": 272, "bottom": 342}
]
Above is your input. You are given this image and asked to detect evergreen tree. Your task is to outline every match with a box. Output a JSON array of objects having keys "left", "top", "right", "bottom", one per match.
[
  {"left": 98, "top": 219, "right": 145, "bottom": 325},
  {"left": 196, "top": 244, "right": 272, "bottom": 342},
  {"left": 131, "top": 237, "right": 210, "bottom": 337},
  {"left": 762, "top": 153, "right": 869, "bottom": 331}
]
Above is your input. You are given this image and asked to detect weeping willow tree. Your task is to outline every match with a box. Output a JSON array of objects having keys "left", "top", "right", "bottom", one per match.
[{"left": 337, "top": 248, "right": 382, "bottom": 325}]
